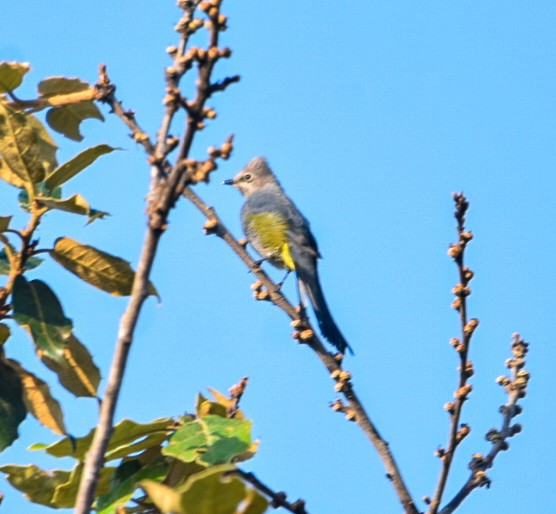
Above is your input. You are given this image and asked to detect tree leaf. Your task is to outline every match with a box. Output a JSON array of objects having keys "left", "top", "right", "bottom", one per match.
[
  {"left": 0, "top": 101, "right": 58, "bottom": 185},
  {"left": 31, "top": 417, "right": 173, "bottom": 461},
  {"left": 0, "top": 157, "right": 26, "bottom": 188},
  {"left": 0, "top": 350, "right": 26, "bottom": 451},
  {"left": 163, "top": 415, "right": 253, "bottom": 466},
  {"left": 0, "top": 249, "right": 42, "bottom": 275},
  {"left": 0, "top": 215, "right": 11, "bottom": 232},
  {"left": 140, "top": 480, "right": 181, "bottom": 514},
  {"left": 36, "top": 193, "right": 108, "bottom": 222},
  {"left": 44, "top": 144, "right": 117, "bottom": 190},
  {"left": 12, "top": 276, "right": 73, "bottom": 359},
  {"left": 0, "top": 464, "right": 70, "bottom": 506},
  {"left": 7, "top": 359, "right": 66, "bottom": 435},
  {"left": 51, "top": 462, "right": 114, "bottom": 508},
  {"left": 46, "top": 102, "right": 104, "bottom": 142},
  {"left": 97, "top": 459, "right": 168, "bottom": 514},
  {"left": 50, "top": 237, "right": 158, "bottom": 297},
  {"left": 0, "top": 62, "right": 30, "bottom": 93},
  {"left": 0, "top": 323, "right": 10, "bottom": 344},
  {"left": 38, "top": 76, "right": 91, "bottom": 97},
  {"left": 39, "top": 332, "right": 100, "bottom": 398},
  {"left": 241, "top": 487, "right": 270, "bottom": 514}
]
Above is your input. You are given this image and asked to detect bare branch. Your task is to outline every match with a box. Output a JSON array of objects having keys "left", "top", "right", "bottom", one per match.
[
  {"left": 74, "top": 2, "right": 237, "bottom": 512},
  {"left": 428, "top": 193, "right": 478, "bottom": 514},
  {"left": 439, "top": 334, "right": 529, "bottom": 514},
  {"left": 183, "top": 187, "right": 420, "bottom": 514},
  {"left": 229, "top": 468, "right": 309, "bottom": 514}
]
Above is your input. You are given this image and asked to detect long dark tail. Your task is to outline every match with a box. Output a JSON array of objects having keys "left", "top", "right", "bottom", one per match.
[{"left": 296, "top": 258, "right": 353, "bottom": 355}]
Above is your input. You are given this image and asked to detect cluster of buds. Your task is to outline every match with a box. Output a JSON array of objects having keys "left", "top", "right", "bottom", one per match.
[
  {"left": 202, "top": 216, "right": 218, "bottom": 235},
  {"left": 174, "top": 16, "right": 204, "bottom": 35},
  {"left": 458, "top": 360, "right": 474, "bottom": 378},
  {"left": 455, "top": 423, "right": 471, "bottom": 444},
  {"left": 435, "top": 447, "right": 448, "bottom": 462},
  {"left": 208, "top": 137, "right": 233, "bottom": 160},
  {"left": 330, "top": 369, "right": 352, "bottom": 393},
  {"left": 290, "top": 318, "right": 314, "bottom": 343},
  {"left": 468, "top": 454, "right": 492, "bottom": 487},
  {"left": 251, "top": 280, "right": 270, "bottom": 302},
  {"left": 330, "top": 398, "right": 356, "bottom": 422},
  {"left": 200, "top": 0, "right": 228, "bottom": 30},
  {"left": 183, "top": 158, "right": 217, "bottom": 184},
  {"left": 498, "top": 334, "right": 530, "bottom": 398},
  {"left": 454, "top": 383, "right": 473, "bottom": 400}
]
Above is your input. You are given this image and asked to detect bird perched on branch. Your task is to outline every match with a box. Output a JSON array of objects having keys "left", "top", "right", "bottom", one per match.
[{"left": 223, "top": 157, "right": 353, "bottom": 355}]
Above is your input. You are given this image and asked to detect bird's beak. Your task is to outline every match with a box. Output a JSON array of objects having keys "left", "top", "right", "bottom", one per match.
[{"left": 222, "top": 178, "right": 235, "bottom": 185}]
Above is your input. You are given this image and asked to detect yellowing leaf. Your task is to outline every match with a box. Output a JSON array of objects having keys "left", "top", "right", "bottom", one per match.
[
  {"left": 37, "top": 193, "right": 108, "bottom": 222},
  {"left": 38, "top": 76, "right": 91, "bottom": 97},
  {"left": 39, "top": 333, "right": 100, "bottom": 398},
  {"left": 0, "top": 464, "right": 70, "bottom": 506},
  {"left": 12, "top": 276, "right": 73, "bottom": 359},
  {"left": 7, "top": 359, "right": 66, "bottom": 435},
  {"left": 51, "top": 237, "right": 158, "bottom": 297},
  {"left": 51, "top": 463, "right": 114, "bottom": 508},
  {"left": 0, "top": 157, "right": 26, "bottom": 188},
  {"left": 240, "top": 487, "right": 269, "bottom": 514},
  {"left": 46, "top": 102, "right": 104, "bottom": 142},
  {"left": 0, "top": 101, "right": 58, "bottom": 185},
  {"left": 178, "top": 465, "right": 245, "bottom": 514},
  {"left": 31, "top": 417, "right": 173, "bottom": 461},
  {"left": 0, "top": 62, "right": 30, "bottom": 93},
  {"left": 44, "top": 144, "right": 117, "bottom": 190},
  {"left": 140, "top": 480, "right": 181, "bottom": 514}
]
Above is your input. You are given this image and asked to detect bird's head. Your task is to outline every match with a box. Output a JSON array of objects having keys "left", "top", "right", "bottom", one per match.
[{"left": 223, "top": 156, "right": 277, "bottom": 196}]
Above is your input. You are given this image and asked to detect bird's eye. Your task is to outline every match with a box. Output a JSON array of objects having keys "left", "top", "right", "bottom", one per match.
[{"left": 244, "top": 173, "right": 252, "bottom": 181}]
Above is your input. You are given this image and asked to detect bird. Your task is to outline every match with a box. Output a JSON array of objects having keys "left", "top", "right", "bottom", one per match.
[{"left": 223, "top": 157, "right": 353, "bottom": 355}]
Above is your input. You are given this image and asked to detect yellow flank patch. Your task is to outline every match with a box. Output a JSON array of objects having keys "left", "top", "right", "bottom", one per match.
[{"left": 247, "top": 212, "right": 296, "bottom": 270}]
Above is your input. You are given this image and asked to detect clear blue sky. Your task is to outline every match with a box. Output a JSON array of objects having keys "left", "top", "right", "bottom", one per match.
[{"left": 1, "top": 1, "right": 554, "bottom": 513}]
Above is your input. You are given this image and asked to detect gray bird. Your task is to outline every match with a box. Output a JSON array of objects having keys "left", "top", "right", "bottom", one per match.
[{"left": 224, "top": 157, "right": 353, "bottom": 355}]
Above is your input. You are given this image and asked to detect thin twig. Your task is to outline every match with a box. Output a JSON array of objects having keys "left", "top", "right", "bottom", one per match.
[
  {"left": 229, "top": 468, "right": 308, "bottom": 514},
  {"left": 428, "top": 193, "right": 477, "bottom": 514},
  {"left": 183, "top": 187, "right": 419, "bottom": 514},
  {"left": 74, "top": 2, "right": 234, "bottom": 512},
  {"left": 439, "top": 334, "right": 529, "bottom": 514}
]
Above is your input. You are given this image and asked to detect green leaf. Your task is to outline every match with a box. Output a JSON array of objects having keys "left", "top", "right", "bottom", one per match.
[
  {"left": 44, "top": 144, "right": 117, "bottom": 190},
  {"left": 12, "top": 276, "right": 73, "bottom": 359},
  {"left": 36, "top": 193, "right": 108, "bottom": 222},
  {"left": 0, "top": 351, "right": 26, "bottom": 451},
  {"left": 39, "top": 332, "right": 100, "bottom": 398},
  {"left": 0, "top": 249, "right": 42, "bottom": 275},
  {"left": 50, "top": 237, "right": 158, "bottom": 297},
  {"left": 0, "top": 215, "right": 11, "bottom": 232},
  {"left": 97, "top": 459, "right": 168, "bottom": 514},
  {"left": 0, "top": 62, "right": 30, "bottom": 93},
  {"left": 0, "top": 101, "right": 58, "bottom": 185},
  {"left": 7, "top": 359, "right": 66, "bottom": 435},
  {"left": 163, "top": 415, "right": 253, "bottom": 466},
  {"left": 0, "top": 464, "right": 70, "bottom": 506},
  {"left": 31, "top": 417, "right": 173, "bottom": 461},
  {"left": 0, "top": 323, "right": 10, "bottom": 344},
  {"left": 46, "top": 102, "right": 104, "bottom": 142}
]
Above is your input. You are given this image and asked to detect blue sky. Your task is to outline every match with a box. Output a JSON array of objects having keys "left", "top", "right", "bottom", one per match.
[{"left": 1, "top": 1, "right": 555, "bottom": 513}]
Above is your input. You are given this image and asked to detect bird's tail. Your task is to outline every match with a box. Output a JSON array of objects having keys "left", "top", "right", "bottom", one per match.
[{"left": 297, "top": 259, "right": 353, "bottom": 355}]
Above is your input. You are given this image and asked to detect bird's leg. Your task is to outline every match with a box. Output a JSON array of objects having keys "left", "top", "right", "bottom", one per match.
[
  {"left": 248, "top": 257, "right": 266, "bottom": 273},
  {"left": 276, "top": 269, "right": 292, "bottom": 290}
]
